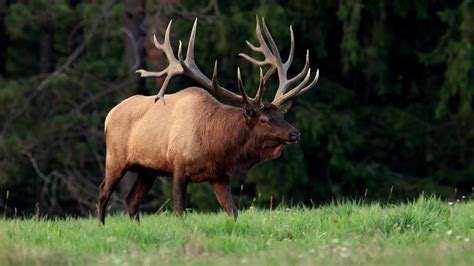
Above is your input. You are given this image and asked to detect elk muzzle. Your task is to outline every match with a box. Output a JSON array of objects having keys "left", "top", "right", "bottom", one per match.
[{"left": 289, "top": 129, "right": 301, "bottom": 142}]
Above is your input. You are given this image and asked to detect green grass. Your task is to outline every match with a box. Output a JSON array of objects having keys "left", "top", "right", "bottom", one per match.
[{"left": 0, "top": 197, "right": 473, "bottom": 265}]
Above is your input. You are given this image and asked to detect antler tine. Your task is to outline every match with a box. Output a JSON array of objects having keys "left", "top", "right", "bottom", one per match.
[
  {"left": 211, "top": 60, "right": 219, "bottom": 89},
  {"left": 284, "top": 25, "right": 295, "bottom": 68},
  {"left": 163, "top": 20, "right": 173, "bottom": 47},
  {"left": 177, "top": 40, "right": 184, "bottom": 63},
  {"left": 238, "top": 53, "right": 268, "bottom": 67},
  {"left": 153, "top": 34, "right": 161, "bottom": 48},
  {"left": 254, "top": 67, "right": 265, "bottom": 107},
  {"left": 237, "top": 67, "right": 252, "bottom": 106},
  {"left": 211, "top": 60, "right": 234, "bottom": 98},
  {"left": 245, "top": 40, "right": 260, "bottom": 52},
  {"left": 261, "top": 18, "right": 283, "bottom": 67},
  {"left": 185, "top": 18, "right": 197, "bottom": 65},
  {"left": 152, "top": 20, "right": 171, "bottom": 48},
  {"left": 263, "top": 67, "right": 276, "bottom": 83},
  {"left": 178, "top": 19, "right": 208, "bottom": 86}
]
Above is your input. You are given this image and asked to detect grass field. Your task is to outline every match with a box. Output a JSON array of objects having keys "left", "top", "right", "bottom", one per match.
[{"left": 0, "top": 196, "right": 472, "bottom": 265}]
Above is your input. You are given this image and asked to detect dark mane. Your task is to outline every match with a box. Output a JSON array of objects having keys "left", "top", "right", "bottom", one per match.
[{"left": 194, "top": 96, "right": 261, "bottom": 176}]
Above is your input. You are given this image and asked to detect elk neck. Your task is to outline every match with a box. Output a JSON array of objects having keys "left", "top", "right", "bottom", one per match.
[{"left": 197, "top": 103, "right": 263, "bottom": 176}]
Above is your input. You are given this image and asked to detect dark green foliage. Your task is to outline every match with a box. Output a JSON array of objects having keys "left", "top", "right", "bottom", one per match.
[{"left": 0, "top": 0, "right": 472, "bottom": 216}]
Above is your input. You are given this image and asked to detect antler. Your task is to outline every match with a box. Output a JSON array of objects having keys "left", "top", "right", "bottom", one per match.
[
  {"left": 239, "top": 16, "right": 319, "bottom": 107},
  {"left": 136, "top": 18, "right": 245, "bottom": 103},
  {"left": 236, "top": 67, "right": 265, "bottom": 109}
]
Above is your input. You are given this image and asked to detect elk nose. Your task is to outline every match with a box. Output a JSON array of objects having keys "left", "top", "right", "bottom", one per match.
[{"left": 289, "top": 130, "right": 301, "bottom": 142}]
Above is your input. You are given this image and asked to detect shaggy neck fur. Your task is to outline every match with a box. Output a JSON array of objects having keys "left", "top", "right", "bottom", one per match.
[{"left": 197, "top": 101, "right": 266, "bottom": 176}]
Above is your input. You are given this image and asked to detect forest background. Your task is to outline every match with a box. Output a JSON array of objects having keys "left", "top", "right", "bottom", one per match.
[{"left": 0, "top": 0, "right": 473, "bottom": 216}]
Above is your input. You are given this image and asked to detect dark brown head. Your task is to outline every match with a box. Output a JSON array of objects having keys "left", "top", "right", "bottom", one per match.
[{"left": 242, "top": 101, "right": 300, "bottom": 160}]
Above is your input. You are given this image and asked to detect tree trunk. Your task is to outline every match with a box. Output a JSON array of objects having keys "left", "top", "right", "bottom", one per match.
[
  {"left": 39, "top": 1, "right": 53, "bottom": 74},
  {"left": 39, "top": 30, "right": 53, "bottom": 74},
  {"left": 118, "top": 0, "right": 147, "bottom": 198},
  {"left": 0, "top": 0, "right": 9, "bottom": 77},
  {"left": 123, "top": 0, "right": 146, "bottom": 95}
]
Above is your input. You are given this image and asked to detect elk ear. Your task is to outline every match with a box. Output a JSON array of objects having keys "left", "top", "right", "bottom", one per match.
[
  {"left": 242, "top": 104, "right": 255, "bottom": 121},
  {"left": 279, "top": 101, "right": 293, "bottom": 114}
]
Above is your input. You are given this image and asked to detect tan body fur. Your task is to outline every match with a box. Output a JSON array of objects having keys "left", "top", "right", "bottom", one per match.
[{"left": 105, "top": 87, "right": 257, "bottom": 182}]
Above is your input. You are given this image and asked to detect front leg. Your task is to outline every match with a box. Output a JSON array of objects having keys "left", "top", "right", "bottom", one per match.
[
  {"left": 173, "top": 170, "right": 188, "bottom": 217},
  {"left": 211, "top": 178, "right": 238, "bottom": 220}
]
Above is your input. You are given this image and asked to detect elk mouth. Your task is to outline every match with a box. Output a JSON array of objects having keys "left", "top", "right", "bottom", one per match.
[
  {"left": 261, "top": 140, "right": 284, "bottom": 150},
  {"left": 259, "top": 141, "right": 286, "bottom": 160},
  {"left": 262, "top": 139, "right": 296, "bottom": 149}
]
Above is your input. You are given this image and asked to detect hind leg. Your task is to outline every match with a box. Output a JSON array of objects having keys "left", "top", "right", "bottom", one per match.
[
  {"left": 97, "top": 164, "right": 125, "bottom": 224},
  {"left": 125, "top": 172, "right": 156, "bottom": 222}
]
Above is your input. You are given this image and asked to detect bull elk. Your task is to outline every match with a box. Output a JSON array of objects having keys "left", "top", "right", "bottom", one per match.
[{"left": 97, "top": 16, "right": 319, "bottom": 224}]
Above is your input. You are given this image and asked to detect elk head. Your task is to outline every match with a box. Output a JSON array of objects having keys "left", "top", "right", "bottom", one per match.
[{"left": 136, "top": 16, "right": 319, "bottom": 160}]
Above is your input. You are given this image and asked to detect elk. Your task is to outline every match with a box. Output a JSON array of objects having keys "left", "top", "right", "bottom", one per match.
[{"left": 97, "top": 17, "right": 319, "bottom": 224}]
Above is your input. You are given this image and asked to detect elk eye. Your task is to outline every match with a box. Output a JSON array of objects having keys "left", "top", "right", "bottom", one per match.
[{"left": 259, "top": 116, "right": 269, "bottom": 124}]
